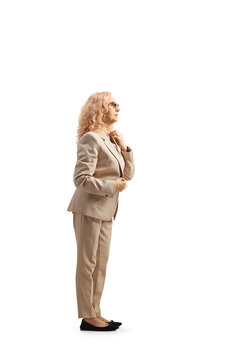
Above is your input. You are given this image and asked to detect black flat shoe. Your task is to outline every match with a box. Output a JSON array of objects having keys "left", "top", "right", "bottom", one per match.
[
  {"left": 107, "top": 320, "right": 122, "bottom": 326},
  {"left": 80, "top": 319, "right": 119, "bottom": 331}
]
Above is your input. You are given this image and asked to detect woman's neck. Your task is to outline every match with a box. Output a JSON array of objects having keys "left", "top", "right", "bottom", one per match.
[{"left": 101, "top": 125, "right": 114, "bottom": 136}]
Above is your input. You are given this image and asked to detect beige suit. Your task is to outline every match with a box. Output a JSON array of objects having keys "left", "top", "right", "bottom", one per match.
[
  {"left": 67, "top": 129, "right": 135, "bottom": 318},
  {"left": 67, "top": 129, "right": 135, "bottom": 220}
]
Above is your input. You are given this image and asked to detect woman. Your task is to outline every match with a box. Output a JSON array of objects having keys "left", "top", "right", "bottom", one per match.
[{"left": 67, "top": 92, "right": 135, "bottom": 331}]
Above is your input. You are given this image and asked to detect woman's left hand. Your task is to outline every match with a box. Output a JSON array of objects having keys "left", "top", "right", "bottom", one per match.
[{"left": 109, "top": 130, "right": 127, "bottom": 151}]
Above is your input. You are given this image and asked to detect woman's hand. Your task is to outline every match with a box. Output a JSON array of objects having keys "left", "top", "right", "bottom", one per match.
[
  {"left": 115, "top": 177, "right": 127, "bottom": 192},
  {"left": 109, "top": 130, "right": 127, "bottom": 151}
]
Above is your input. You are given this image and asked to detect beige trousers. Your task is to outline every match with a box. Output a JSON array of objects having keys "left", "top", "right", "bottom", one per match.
[{"left": 73, "top": 212, "right": 113, "bottom": 318}]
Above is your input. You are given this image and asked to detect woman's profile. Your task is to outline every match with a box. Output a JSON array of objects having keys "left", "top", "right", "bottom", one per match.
[{"left": 67, "top": 91, "right": 135, "bottom": 331}]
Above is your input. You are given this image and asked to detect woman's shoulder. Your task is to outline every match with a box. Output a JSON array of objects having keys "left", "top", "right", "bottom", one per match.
[
  {"left": 77, "top": 131, "right": 101, "bottom": 146},
  {"left": 87, "top": 130, "right": 101, "bottom": 136},
  {"left": 79, "top": 131, "right": 98, "bottom": 138}
]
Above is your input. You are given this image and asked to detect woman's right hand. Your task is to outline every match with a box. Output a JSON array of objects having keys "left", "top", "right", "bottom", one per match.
[{"left": 115, "top": 177, "right": 128, "bottom": 192}]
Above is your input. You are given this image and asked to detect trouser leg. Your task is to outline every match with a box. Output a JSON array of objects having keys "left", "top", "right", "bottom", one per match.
[
  {"left": 73, "top": 213, "right": 102, "bottom": 318},
  {"left": 92, "top": 219, "right": 113, "bottom": 316}
]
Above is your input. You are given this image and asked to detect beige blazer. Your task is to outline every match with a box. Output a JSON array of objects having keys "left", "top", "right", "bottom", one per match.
[{"left": 67, "top": 129, "right": 135, "bottom": 221}]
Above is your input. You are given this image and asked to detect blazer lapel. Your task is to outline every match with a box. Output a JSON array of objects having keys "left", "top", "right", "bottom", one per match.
[{"left": 98, "top": 129, "right": 124, "bottom": 176}]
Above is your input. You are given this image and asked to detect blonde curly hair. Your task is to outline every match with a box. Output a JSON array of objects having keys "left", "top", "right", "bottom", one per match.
[{"left": 76, "top": 91, "right": 113, "bottom": 144}]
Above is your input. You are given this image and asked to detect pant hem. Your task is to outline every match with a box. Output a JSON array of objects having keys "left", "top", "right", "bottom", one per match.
[{"left": 78, "top": 313, "right": 96, "bottom": 318}]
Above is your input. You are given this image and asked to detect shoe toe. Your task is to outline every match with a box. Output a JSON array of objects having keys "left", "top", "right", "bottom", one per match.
[{"left": 108, "top": 320, "right": 122, "bottom": 326}]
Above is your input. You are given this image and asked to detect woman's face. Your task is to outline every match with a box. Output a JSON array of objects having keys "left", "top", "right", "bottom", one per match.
[{"left": 105, "top": 98, "right": 120, "bottom": 124}]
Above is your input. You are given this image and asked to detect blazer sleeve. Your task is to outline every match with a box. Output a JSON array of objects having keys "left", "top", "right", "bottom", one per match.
[
  {"left": 73, "top": 133, "right": 116, "bottom": 197},
  {"left": 121, "top": 146, "right": 135, "bottom": 180}
]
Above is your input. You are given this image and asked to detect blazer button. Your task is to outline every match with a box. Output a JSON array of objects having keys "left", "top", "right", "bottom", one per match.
[{"left": 105, "top": 194, "right": 108, "bottom": 197}]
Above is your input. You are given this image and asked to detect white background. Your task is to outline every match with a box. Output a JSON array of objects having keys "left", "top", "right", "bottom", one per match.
[{"left": 0, "top": 0, "right": 240, "bottom": 359}]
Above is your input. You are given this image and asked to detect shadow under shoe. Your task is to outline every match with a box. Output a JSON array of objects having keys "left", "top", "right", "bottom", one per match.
[{"left": 80, "top": 319, "right": 119, "bottom": 331}]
